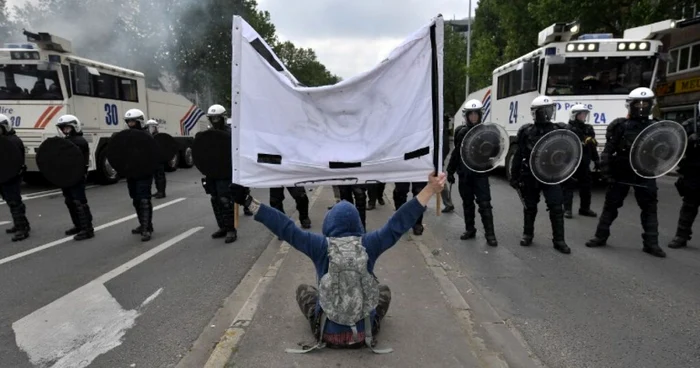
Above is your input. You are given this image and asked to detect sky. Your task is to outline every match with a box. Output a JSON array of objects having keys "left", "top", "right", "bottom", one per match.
[{"left": 5, "top": 0, "right": 475, "bottom": 79}]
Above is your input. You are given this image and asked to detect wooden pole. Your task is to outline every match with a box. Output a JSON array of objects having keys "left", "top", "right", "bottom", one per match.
[{"left": 436, "top": 190, "right": 442, "bottom": 216}]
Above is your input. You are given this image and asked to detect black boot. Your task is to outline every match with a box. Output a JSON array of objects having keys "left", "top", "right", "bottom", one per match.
[
  {"left": 441, "top": 188, "right": 455, "bottom": 213},
  {"left": 520, "top": 209, "right": 536, "bottom": 246},
  {"left": 131, "top": 200, "right": 143, "bottom": 234},
  {"left": 367, "top": 200, "right": 376, "bottom": 211},
  {"left": 153, "top": 168, "right": 166, "bottom": 198},
  {"left": 461, "top": 202, "right": 476, "bottom": 240},
  {"left": 296, "top": 194, "right": 312, "bottom": 229},
  {"left": 210, "top": 197, "right": 226, "bottom": 238},
  {"left": 219, "top": 196, "right": 238, "bottom": 243},
  {"left": 578, "top": 189, "right": 596, "bottom": 217},
  {"left": 668, "top": 201, "right": 698, "bottom": 249},
  {"left": 73, "top": 201, "right": 95, "bottom": 241},
  {"left": 479, "top": 201, "right": 497, "bottom": 246},
  {"left": 550, "top": 208, "right": 571, "bottom": 254},
  {"left": 643, "top": 234, "right": 666, "bottom": 258},
  {"left": 563, "top": 189, "right": 574, "bottom": 219},
  {"left": 9, "top": 202, "right": 30, "bottom": 242},
  {"left": 64, "top": 200, "right": 81, "bottom": 235},
  {"left": 587, "top": 204, "right": 618, "bottom": 247},
  {"left": 139, "top": 199, "right": 153, "bottom": 242}
]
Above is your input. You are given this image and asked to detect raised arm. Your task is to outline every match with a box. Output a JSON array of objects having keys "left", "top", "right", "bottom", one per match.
[
  {"left": 364, "top": 172, "right": 446, "bottom": 259},
  {"left": 229, "top": 186, "right": 325, "bottom": 260}
]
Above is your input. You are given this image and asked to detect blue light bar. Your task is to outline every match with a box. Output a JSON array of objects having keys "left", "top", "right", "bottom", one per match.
[
  {"left": 545, "top": 47, "right": 557, "bottom": 55},
  {"left": 3, "top": 43, "right": 38, "bottom": 49},
  {"left": 578, "top": 34, "right": 613, "bottom": 40}
]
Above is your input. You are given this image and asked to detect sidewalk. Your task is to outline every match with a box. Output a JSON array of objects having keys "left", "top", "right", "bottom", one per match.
[{"left": 213, "top": 187, "right": 519, "bottom": 368}]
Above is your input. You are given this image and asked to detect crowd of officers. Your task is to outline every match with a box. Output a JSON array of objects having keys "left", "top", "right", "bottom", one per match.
[{"left": 2, "top": 90, "right": 700, "bottom": 259}]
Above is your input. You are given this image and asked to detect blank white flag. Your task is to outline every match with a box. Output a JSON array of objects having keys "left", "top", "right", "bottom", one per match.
[{"left": 230, "top": 15, "right": 444, "bottom": 188}]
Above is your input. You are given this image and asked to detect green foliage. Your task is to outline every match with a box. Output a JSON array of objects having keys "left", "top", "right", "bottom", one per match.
[
  {"left": 467, "top": 0, "right": 689, "bottom": 91},
  {"left": 442, "top": 25, "right": 467, "bottom": 118},
  {"left": 273, "top": 41, "right": 340, "bottom": 87}
]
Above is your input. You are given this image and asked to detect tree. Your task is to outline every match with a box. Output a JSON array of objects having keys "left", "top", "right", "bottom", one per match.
[
  {"left": 443, "top": 25, "right": 468, "bottom": 118},
  {"left": 0, "top": 0, "right": 14, "bottom": 40},
  {"left": 273, "top": 41, "right": 340, "bottom": 87}
]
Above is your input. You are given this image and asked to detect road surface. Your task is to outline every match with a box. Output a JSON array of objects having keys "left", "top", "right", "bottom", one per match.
[{"left": 0, "top": 168, "right": 698, "bottom": 368}]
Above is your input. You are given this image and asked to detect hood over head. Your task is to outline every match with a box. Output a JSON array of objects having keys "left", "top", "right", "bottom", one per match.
[{"left": 322, "top": 200, "right": 365, "bottom": 237}]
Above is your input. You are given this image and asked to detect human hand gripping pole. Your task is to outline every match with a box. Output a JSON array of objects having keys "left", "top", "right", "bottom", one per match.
[{"left": 417, "top": 171, "right": 446, "bottom": 207}]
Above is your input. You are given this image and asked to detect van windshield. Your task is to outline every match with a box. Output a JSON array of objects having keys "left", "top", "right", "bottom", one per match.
[{"left": 0, "top": 64, "right": 64, "bottom": 100}]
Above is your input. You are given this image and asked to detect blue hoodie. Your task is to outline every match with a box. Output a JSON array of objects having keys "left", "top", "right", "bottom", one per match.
[{"left": 254, "top": 197, "right": 426, "bottom": 335}]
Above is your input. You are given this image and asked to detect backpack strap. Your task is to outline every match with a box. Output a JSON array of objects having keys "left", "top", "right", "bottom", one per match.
[
  {"left": 364, "top": 316, "right": 393, "bottom": 354},
  {"left": 285, "top": 314, "right": 328, "bottom": 354}
]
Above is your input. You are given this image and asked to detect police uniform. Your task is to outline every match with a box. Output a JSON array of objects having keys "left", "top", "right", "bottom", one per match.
[
  {"left": 668, "top": 103, "right": 700, "bottom": 249},
  {"left": 202, "top": 104, "right": 247, "bottom": 243},
  {"left": 339, "top": 185, "right": 368, "bottom": 230},
  {"left": 145, "top": 120, "right": 167, "bottom": 199},
  {"left": 510, "top": 96, "right": 570, "bottom": 254},
  {"left": 563, "top": 105, "right": 600, "bottom": 218},
  {"left": 393, "top": 182, "right": 426, "bottom": 235},
  {"left": 56, "top": 115, "right": 94, "bottom": 241},
  {"left": 0, "top": 114, "right": 30, "bottom": 241},
  {"left": 269, "top": 186, "right": 311, "bottom": 229},
  {"left": 367, "top": 182, "right": 386, "bottom": 210},
  {"left": 446, "top": 100, "right": 497, "bottom": 246},
  {"left": 585, "top": 88, "right": 666, "bottom": 258},
  {"left": 123, "top": 109, "right": 155, "bottom": 242},
  {"left": 441, "top": 113, "right": 455, "bottom": 213}
]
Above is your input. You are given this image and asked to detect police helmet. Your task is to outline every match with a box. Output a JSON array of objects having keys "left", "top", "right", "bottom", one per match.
[
  {"left": 145, "top": 119, "right": 159, "bottom": 134},
  {"left": 56, "top": 114, "right": 82, "bottom": 136},
  {"left": 207, "top": 104, "right": 226, "bottom": 125},
  {"left": 0, "top": 114, "right": 11, "bottom": 135},
  {"left": 530, "top": 95, "right": 556, "bottom": 123},
  {"left": 569, "top": 104, "right": 591, "bottom": 123},
  {"left": 462, "top": 99, "right": 484, "bottom": 124},
  {"left": 625, "top": 87, "right": 655, "bottom": 119},
  {"left": 124, "top": 108, "right": 146, "bottom": 128}
]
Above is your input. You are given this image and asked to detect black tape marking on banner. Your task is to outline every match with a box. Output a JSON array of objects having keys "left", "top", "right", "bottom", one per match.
[{"left": 404, "top": 146, "right": 430, "bottom": 160}]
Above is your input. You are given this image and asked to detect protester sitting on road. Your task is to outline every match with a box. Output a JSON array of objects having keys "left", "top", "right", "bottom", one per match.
[{"left": 228, "top": 171, "right": 445, "bottom": 353}]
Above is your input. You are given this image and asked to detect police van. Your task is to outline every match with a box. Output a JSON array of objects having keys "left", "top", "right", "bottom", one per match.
[
  {"left": 455, "top": 20, "right": 676, "bottom": 180},
  {"left": 0, "top": 30, "right": 207, "bottom": 184}
]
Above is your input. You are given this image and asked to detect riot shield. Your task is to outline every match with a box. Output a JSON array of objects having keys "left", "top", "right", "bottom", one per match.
[
  {"left": 36, "top": 137, "right": 86, "bottom": 188},
  {"left": 106, "top": 129, "right": 159, "bottom": 179},
  {"left": 459, "top": 123, "right": 509, "bottom": 173},
  {"left": 153, "top": 133, "right": 180, "bottom": 163},
  {"left": 0, "top": 135, "right": 23, "bottom": 184},
  {"left": 192, "top": 129, "right": 232, "bottom": 180},
  {"left": 529, "top": 129, "right": 583, "bottom": 185},
  {"left": 630, "top": 120, "right": 687, "bottom": 179}
]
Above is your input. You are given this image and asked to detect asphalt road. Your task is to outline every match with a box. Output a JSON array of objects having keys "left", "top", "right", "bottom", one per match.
[
  {"left": 424, "top": 169, "right": 700, "bottom": 368},
  {"left": 0, "top": 168, "right": 302, "bottom": 368},
  {"left": 1, "top": 167, "right": 699, "bottom": 368}
]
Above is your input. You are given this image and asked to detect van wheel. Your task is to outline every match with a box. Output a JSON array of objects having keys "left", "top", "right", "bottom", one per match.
[
  {"left": 96, "top": 148, "right": 120, "bottom": 185},
  {"left": 165, "top": 154, "right": 179, "bottom": 172},
  {"left": 179, "top": 146, "right": 194, "bottom": 168}
]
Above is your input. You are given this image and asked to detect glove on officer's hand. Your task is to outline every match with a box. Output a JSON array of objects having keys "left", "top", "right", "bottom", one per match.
[
  {"left": 447, "top": 172, "right": 455, "bottom": 184},
  {"left": 509, "top": 178, "right": 520, "bottom": 190},
  {"left": 689, "top": 133, "right": 698, "bottom": 142},
  {"left": 229, "top": 183, "right": 252, "bottom": 206}
]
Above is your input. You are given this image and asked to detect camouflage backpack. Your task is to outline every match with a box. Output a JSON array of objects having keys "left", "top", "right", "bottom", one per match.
[{"left": 285, "top": 236, "right": 392, "bottom": 354}]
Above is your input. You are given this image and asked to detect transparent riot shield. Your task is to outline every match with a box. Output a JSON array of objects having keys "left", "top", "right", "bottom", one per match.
[{"left": 529, "top": 129, "right": 583, "bottom": 185}]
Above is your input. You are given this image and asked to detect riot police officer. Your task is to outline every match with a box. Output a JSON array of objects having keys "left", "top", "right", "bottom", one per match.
[
  {"left": 145, "top": 119, "right": 167, "bottom": 199},
  {"left": 56, "top": 115, "right": 94, "bottom": 241},
  {"left": 367, "top": 182, "right": 386, "bottom": 210},
  {"left": 441, "top": 113, "right": 455, "bottom": 213},
  {"left": 563, "top": 104, "right": 600, "bottom": 219},
  {"left": 510, "top": 95, "right": 571, "bottom": 254},
  {"left": 585, "top": 87, "right": 666, "bottom": 258},
  {"left": 269, "top": 186, "right": 311, "bottom": 228},
  {"left": 394, "top": 182, "right": 427, "bottom": 235},
  {"left": 339, "top": 185, "right": 368, "bottom": 230},
  {"left": 202, "top": 104, "right": 239, "bottom": 243},
  {"left": 0, "top": 114, "right": 30, "bottom": 241},
  {"left": 668, "top": 101, "right": 700, "bottom": 249},
  {"left": 124, "top": 109, "right": 155, "bottom": 242},
  {"left": 446, "top": 100, "right": 497, "bottom": 246}
]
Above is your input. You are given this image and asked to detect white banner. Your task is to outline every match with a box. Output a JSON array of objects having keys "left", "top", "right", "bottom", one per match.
[{"left": 230, "top": 15, "right": 444, "bottom": 188}]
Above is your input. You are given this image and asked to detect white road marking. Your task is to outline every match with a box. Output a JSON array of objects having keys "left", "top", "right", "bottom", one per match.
[
  {"left": 0, "top": 186, "right": 99, "bottom": 206},
  {"left": 0, "top": 197, "right": 187, "bottom": 266},
  {"left": 12, "top": 227, "right": 202, "bottom": 368},
  {"left": 0, "top": 221, "right": 10, "bottom": 226}
]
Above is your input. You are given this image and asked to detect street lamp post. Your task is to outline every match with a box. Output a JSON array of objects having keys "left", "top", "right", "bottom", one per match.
[{"left": 466, "top": 0, "right": 472, "bottom": 97}]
